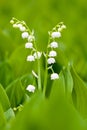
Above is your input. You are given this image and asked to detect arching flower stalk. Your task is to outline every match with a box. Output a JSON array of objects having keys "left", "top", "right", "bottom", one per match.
[
  {"left": 43, "top": 22, "right": 66, "bottom": 96},
  {"left": 10, "top": 18, "right": 66, "bottom": 97},
  {"left": 10, "top": 17, "right": 42, "bottom": 92}
]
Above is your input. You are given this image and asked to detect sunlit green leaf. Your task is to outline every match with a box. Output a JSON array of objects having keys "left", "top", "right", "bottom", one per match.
[
  {"left": 71, "top": 67, "right": 87, "bottom": 118},
  {"left": 6, "top": 79, "right": 25, "bottom": 107},
  {"left": 0, "top": 84, "right": 10, "bottom": 111},
  {"left": 8, "top": 45, "right": 34, "bottom": 78},
  {"left": 0, "top": 104, "right": 6, "bottom": 129},
  {"left": 4, "top": 108, "right": 15, "bottom": 121},
  {"left": 0, "top": 61, "right": 13, "bottom": 88},
  {"left": 50, "top": 71, "right": 65, "bottom": 100},
  {"left": 63, "top": 66, "right": 73, "bottom": 102}
]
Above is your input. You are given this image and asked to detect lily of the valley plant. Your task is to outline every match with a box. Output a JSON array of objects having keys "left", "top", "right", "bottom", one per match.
[{"left": 10, "top": 17, "right": 66, "bottom": 96}]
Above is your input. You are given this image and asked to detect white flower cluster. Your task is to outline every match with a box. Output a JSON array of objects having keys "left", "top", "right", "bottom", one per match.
[
  {"left": 47, "top": 22, "right": 66, "bottom": 80},
  {"left": 10, "top": 18, "right": 66, "bottom": 93},
  {"left": 10, "top": 17, "right": 42, "bottom": 62},
  {"left": 10, "top": 18, "right": 43, "bottom": 94},
  {"left": 27, "top": 51, "right": 42, "bottom": 62},
  {"left": 10, "top": 19, "right": 26, "bottom": 32}
]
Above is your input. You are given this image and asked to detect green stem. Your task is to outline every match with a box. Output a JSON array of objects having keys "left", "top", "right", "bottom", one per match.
[
  {"left": 43, "top": 58, "right": 48, "bottom": 96},
  {"left": 43, "top": 38, "right": 50, "bottom": 97},
  {"left": 38, "top": 59, "right": 41, "bottom": 91},
  {"left": 33, "top": 39, "right": 42, "bottom": 91}
]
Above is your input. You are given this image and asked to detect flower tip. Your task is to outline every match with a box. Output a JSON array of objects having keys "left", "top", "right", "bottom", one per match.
[{"left": 10, "top": 19, "right": 14, "bottom": 24}]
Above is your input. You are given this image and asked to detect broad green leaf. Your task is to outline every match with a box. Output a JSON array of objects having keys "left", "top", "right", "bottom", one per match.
[
  {"left": 63, "top": 67, "right": 73, "bottom": 102},
  {"left": 0, "top": 104, "right": 6, "bottom": 129},
  {"left": 0, "top": 84, "right": 10, "bottom": 111},
  {"left": 9, "top": 91, "right": 87, "bottom": 130},
  {"left": 0, "top": 61, "right": 13, "bottom": 88},
  {"left": 56, "top": 48, "right": 68, "bottom": 68},
  {"left": 71, "top": 67, "right": 87, "bottom": 118},
  {"left": 6, "top": 79, "right": 25, "bottom": 107},
  {"left": 20, "top": 74, "right": 34, "bottom": 89},
  {"left": 9, "top": 92, "right": 46, "bottom": 130},
  {"left": 0, "top": 30, "right": 15, "bottom": 61},
  {"left": 48, "top": 95, "right": 87, "bottom": 130},
  {"left": 4, "top": 108, "right": 15, "bottom": 122},
  {"left": 8, "top": 45, "right": 34, "bottom": 78},
  {"left": 75, "top": 58, "right": 87, "bottom": 81},
  {"left": 50, "top": 71, "right": 65, "bottom": 100}
]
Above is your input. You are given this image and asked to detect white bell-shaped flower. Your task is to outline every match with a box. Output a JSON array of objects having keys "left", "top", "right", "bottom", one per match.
[
  {"left": 20, "top": 26, "right": 26, "bottom": 32},
  {"left": 50, "top": 41, "right": 58, "bottom": 48},
  {"left": 27, "top": 55, "right": 35, "bottom": 61},
  {"left": 48, "top": 50, "right": 57, "bottom": 57},
  {"left": 51, "top": 31, "right": 61, "bottom": 38},
  {"left": 26, "top": 85, "right": 35, "bottom": 93},
  {"left": 22, "top": 32, "right": 29, "bottom": 39},
  {"left": 25, "top": 42, "right": 33, "bottom": 49},
  {"left": 51, "top": 73, "right": 59, "bottom": 80},
  {"left": 13, "top": 24, "right": 19, "bottom": 28},
  {"left": 28, "top": 35, "right": 35, "bottom": 42},
  {"left": 47, "top": 58, "right": 55, "bottom": 64}
]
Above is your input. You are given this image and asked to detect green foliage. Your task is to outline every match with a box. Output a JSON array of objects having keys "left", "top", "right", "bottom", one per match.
[
  {"left": 6, "top": 79, "right": 25, "bottom": 107},
  {"left": 0, "top": 104, "right": 6, "bottom": 129},
  {"left": 4, "top": 108, "right": 15, "bottom": 121},
  {"left": 63, "top": 67, "right": 73, "bottom": 102},
  {"left": 8, "top": 45, "right": 33, "bottom": 78},
  {"left": 0, "top": 0, "right": 87, "bottom": 129},
  {"left": 0, "top": 61, "right": 13, "bottom": 87},
  {"left": 71, "top": 67, "right": 87, "bottom": 118},
  {"left": 0, "top": 84, "right": 10, "bottom": 111}
]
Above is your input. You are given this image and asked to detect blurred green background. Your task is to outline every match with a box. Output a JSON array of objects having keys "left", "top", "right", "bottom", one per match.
[{"left": 0, "top": 0, "right": 87, "bottom": 82}]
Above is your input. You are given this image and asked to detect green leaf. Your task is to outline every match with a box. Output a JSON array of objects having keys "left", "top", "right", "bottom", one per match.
[
  {"left": 20, "top": 73, "right": 34, "bottom": 89},
  {"left": 4, "top": 108, "right": 15, "bottom": 121},
  {"left": 9, "top": 91, "right": 87, "bottom": 130},
  {"left": 6, "top": 79, "right": 25, "bottom": 107},
  {"left": 0, "top": 84, "right": 10, "bottom": 111},
  {"left": 0, "top": 30, "right": 15, "bottom": 61},
  {"left": 50, "top": 71, "right": 65, "bottom": 100},
  {"left": 63, "top": 67, "right": 73, "bottom": 102},
  {"left": 71, "top": 67, "right": 87, "bottom": 118},
  {"left": 56, "top": 48, "right": 68, "bottom": 67},
  {"left": 0, "top": 104, "right": 6, "bottom": 129},
  {"left": 0, "top": 61, "right": 13, "bottom": 88},
  {"left": 9, "top": 92, "right": 45, "bottom": 130},
  {"left": 8, "top": 45, "right": 34, "bottom": 78}
]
